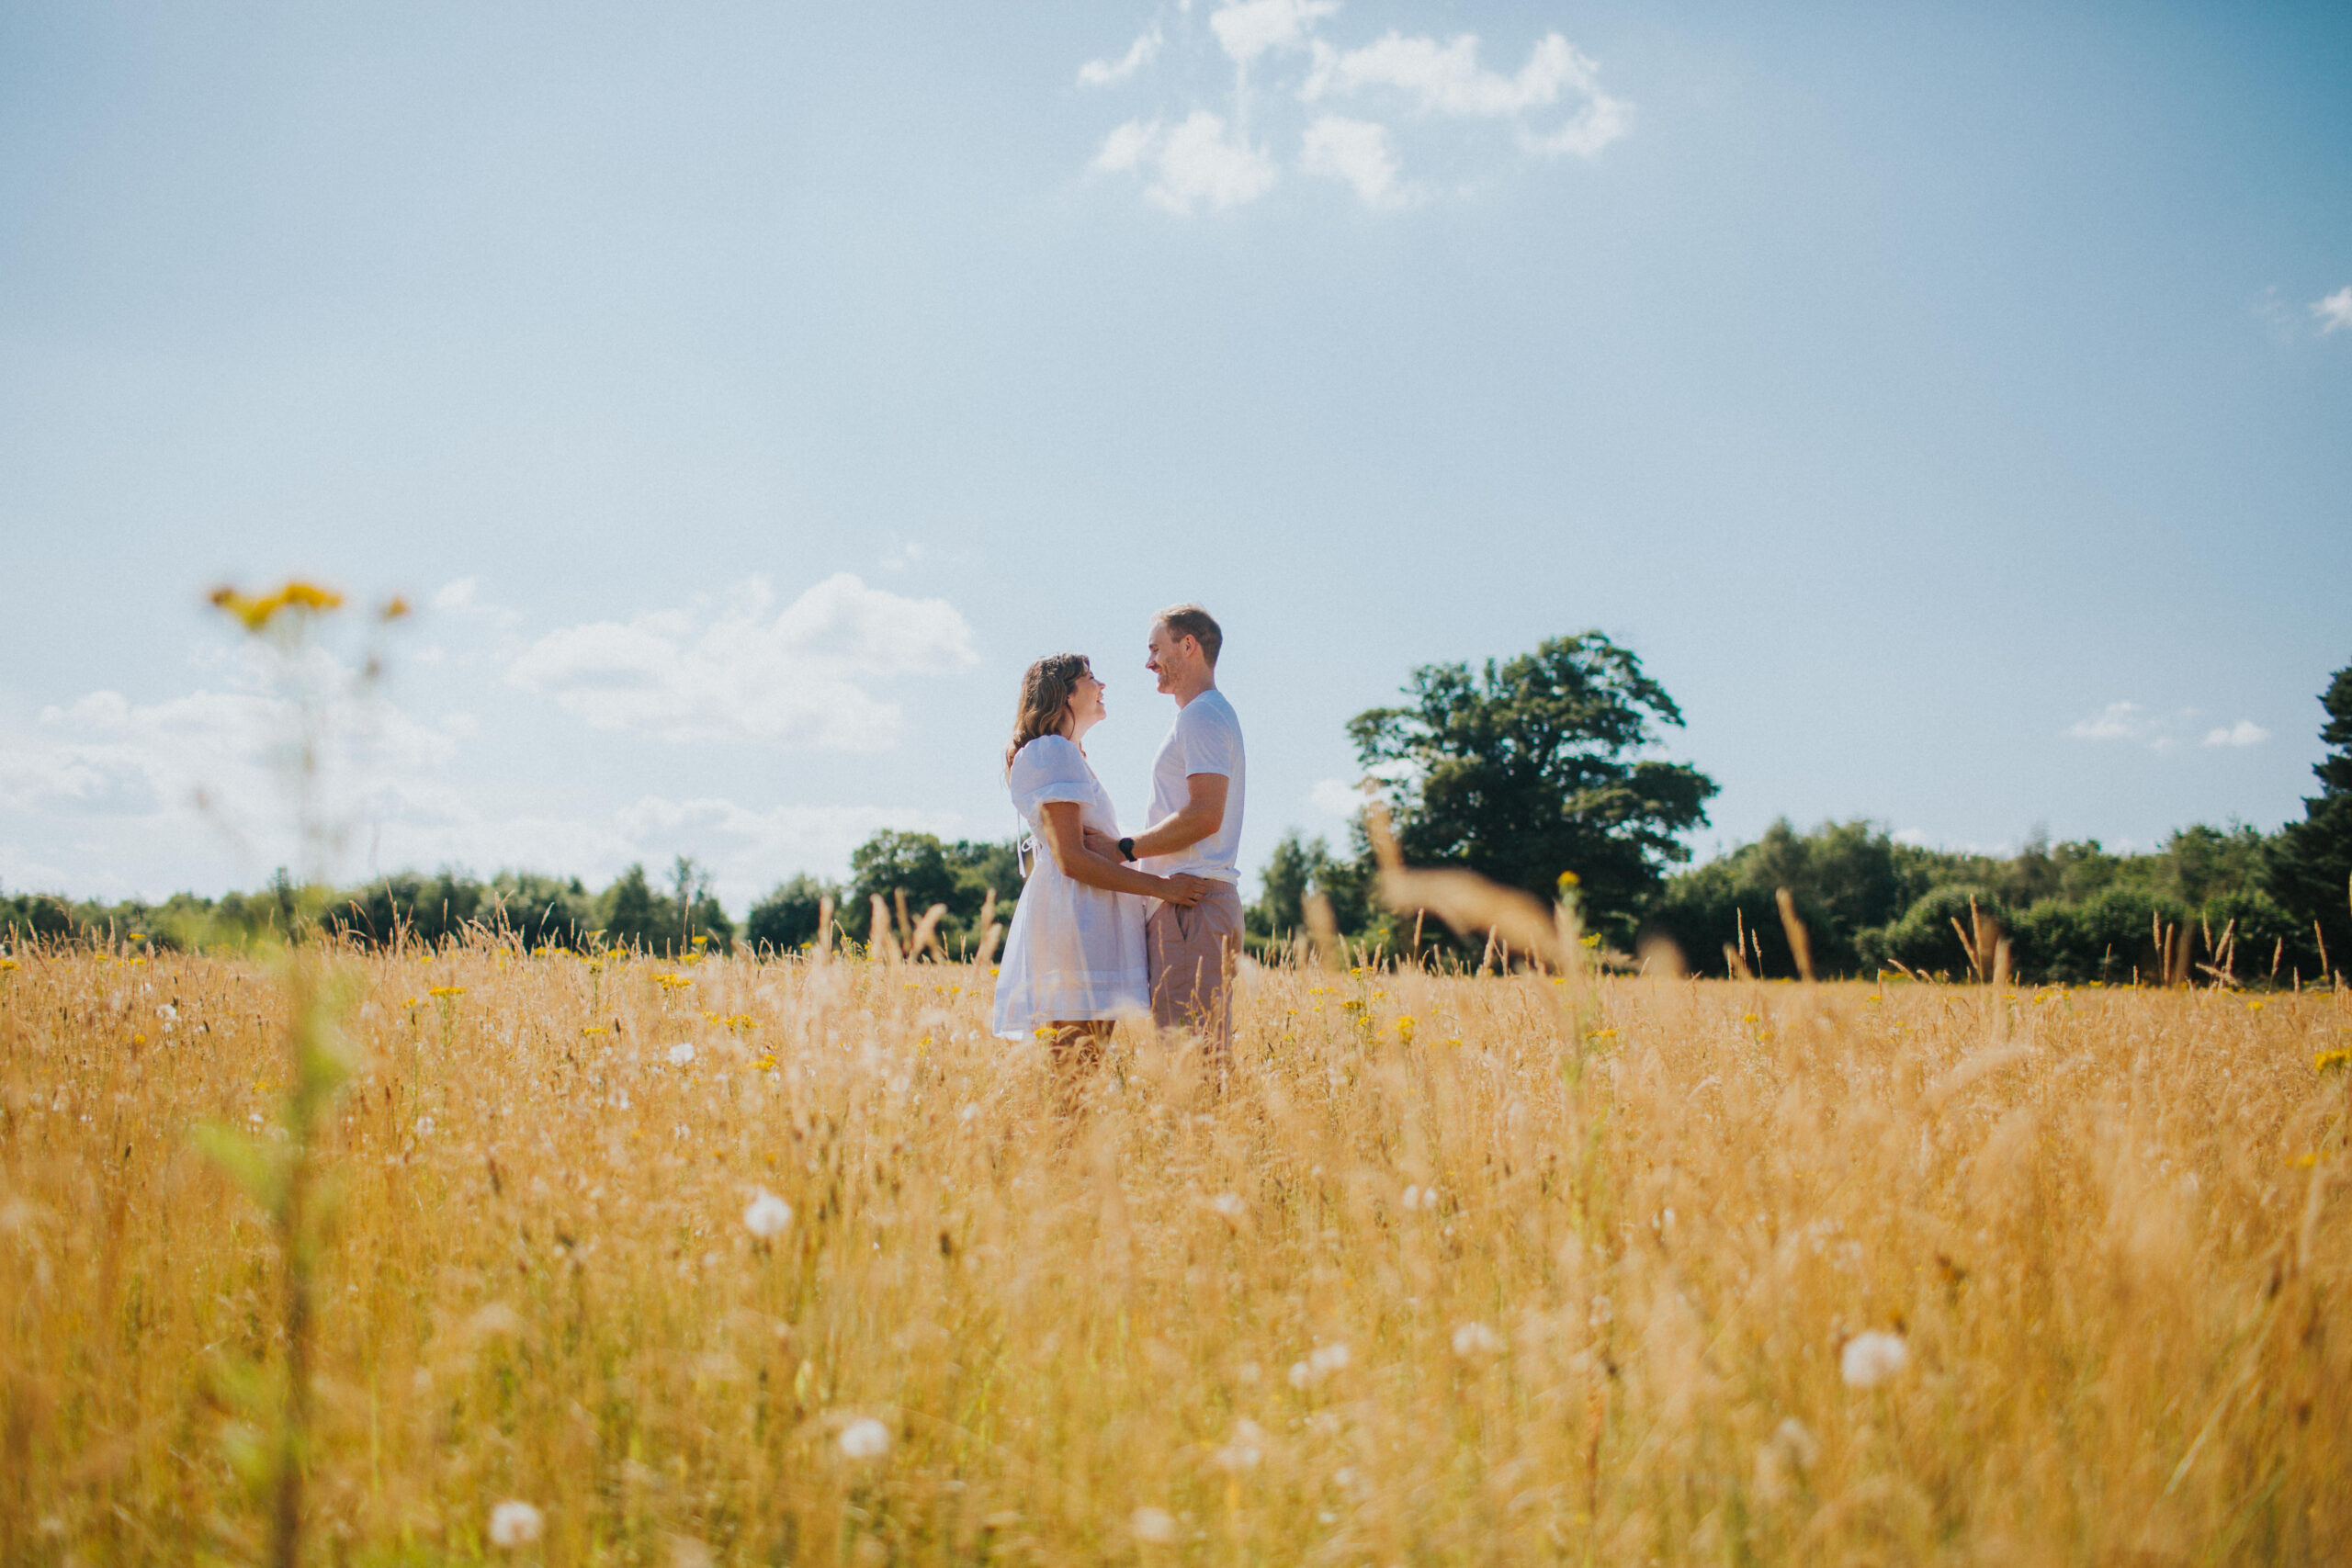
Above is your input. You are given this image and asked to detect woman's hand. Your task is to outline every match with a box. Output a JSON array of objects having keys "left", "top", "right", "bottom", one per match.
[{"left": 1159, "top": 873, "right": 1213, "bottom": 907}]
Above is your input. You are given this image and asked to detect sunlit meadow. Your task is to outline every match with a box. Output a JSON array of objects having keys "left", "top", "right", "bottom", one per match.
[{"left": 4, "top": 938, "right": 2347, "bottom": 1565}]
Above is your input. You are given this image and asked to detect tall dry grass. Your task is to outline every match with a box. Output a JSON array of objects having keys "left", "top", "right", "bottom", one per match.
[{"left": 2, "top": 942, "right": 2346, "bottom": 1564}]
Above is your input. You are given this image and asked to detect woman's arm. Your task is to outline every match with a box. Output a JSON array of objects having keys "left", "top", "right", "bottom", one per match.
[{"left": 1039, "top": 803, "right": 1207, "bottom": 904}]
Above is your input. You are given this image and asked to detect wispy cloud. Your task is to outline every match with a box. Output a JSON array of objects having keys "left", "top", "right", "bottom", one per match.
[
  {"left": 1080, "top": 2, "right": 1626, "bottom": 213},
  {"left": 2315, "top": 286, "right": 2352, "bottom": 335},
  {"left": 1080, "top": 25, "right": 1162, "bottom": 86},
  {"left": 1300, "top": 114, "right": 1412, "bottom": 206},
  {"left": 1095, "top": 112, "right": 1279, "bottom": 214},
  {"left": 2067, "top": 701, "right": 2264, "bottom": 753},
  {"left": 2202, "top": 719, "right": 2268, "bottom": 748},
  {"left": 1308, "top": 777, "right": 1364, "bottom": 816},
  {"left": 506, "top": 573, "right": 977, "bottom": 750},
  {"left": 0, "top": 665, "right": 959, "bottom": 905},
  {"left": 2067, "top": 700, "right": 2163, "bottom": 743},
  {"left": 1211, "top": 0, "right": 1340, "bottom": 64}
]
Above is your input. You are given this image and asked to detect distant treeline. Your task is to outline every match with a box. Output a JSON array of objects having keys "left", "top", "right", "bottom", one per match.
[
  {"left": 5, "top": 817, "right": 2333, "bottom": 987},
  {"left": 1252, "top": 817, "right": 2341, "bottom": 986},
  {"left": 0, "top": 834, "right": 1023, "bottom": 961}
]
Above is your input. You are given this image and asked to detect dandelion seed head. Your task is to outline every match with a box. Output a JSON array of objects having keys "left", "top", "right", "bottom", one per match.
[
  {"left": 1452, "top": 1322, "right": 1501, "bottom": 1356},
  {"left": 743, "top": 1189, "right": 794, "bottom": 1238},
  {"left": 1131, "top": 1506, "right": 1177, "bottom": 1543},
  {"left": 1840, "top": 1329, "right": 1908, "bottom": 1388},
  {"left": 488, "top": 1500, "right": 543, "bottom": 1548},
  {"left": 667, "top": 1041, "right": 696, "bottom": 1066},
  {"left": 838, "top": 1416, "right": 891, "bottom": 1460},
  {"left": 1213, "top": 1418, "right": 1265, "bottom": 1470}
]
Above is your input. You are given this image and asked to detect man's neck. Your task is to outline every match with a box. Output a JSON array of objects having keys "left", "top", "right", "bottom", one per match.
[{"left": 1171, "top": 675, "right": 1216, "bottom": 709}]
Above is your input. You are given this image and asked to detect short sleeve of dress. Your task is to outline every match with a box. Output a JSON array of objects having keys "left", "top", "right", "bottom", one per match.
[{"left": 1008, "top": 735, "right": 1095, "bottom": 822}]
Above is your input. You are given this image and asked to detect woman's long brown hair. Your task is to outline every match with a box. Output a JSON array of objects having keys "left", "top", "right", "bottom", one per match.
[{"left": 1005, "top": 653, "right": 1091, "bottom": 775}]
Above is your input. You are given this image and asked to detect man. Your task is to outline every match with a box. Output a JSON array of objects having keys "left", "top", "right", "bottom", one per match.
[{"left": 1102, "top": 604, "right": 1245, "bottom": 1065}]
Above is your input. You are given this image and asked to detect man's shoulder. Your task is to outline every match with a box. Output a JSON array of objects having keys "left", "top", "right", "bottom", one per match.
[{"left": 1184, "top": 688, "right": 1241, "bottom": 733}]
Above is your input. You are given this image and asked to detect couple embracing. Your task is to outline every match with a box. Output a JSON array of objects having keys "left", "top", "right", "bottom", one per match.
[{"left": 989, "top": 604, "right": 1244, "bottom": 1073}]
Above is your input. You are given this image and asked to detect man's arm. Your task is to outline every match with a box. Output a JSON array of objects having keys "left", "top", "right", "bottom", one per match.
[{"left": 1126, "top": 773, "right": 1228, "bottom": 860}]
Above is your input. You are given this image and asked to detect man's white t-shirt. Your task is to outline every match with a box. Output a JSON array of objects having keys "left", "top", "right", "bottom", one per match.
[{"left": 1141, "top": 687, "right": 1245, "bottom": 884}]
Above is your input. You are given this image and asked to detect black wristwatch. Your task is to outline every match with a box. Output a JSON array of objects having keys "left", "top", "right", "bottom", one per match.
[{"left": 1117, "top": 837, "right": 1136, "bottom": 862}]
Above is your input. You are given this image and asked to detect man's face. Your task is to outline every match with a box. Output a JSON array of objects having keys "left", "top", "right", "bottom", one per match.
[{"left": 1145, "top": 624, "right": 1191, "bottom": 694}]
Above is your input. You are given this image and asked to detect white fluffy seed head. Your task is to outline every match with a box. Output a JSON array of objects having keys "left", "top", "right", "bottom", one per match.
[
  {"left": 1131, "top": 1506, "right": 1177, "bottom": 1543},
  {"left": 838, "top": 1416, "right": 891, "bottom": 1460},
  {"left": 667, "top": 1041, "right": 696, "bottom": 1066},
  {"left": 1452, "top": 1322, "right": 1501, "bottom": 1357},
  {"left": 1840, "top": 1330, "right": 1909, "bottom": 1389},
  {"left": 488, "top": 1500, "right": 543, "bottom": 1548},
  {"left": 743, "top": 1190, "right": 793, "bottom": 1239}
]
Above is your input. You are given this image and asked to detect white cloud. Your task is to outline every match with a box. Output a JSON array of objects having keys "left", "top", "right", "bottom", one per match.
[
  {"left": 1308, "top": 777, "right": 1365, "bottom": 816},
  {"left": 433, "top": 577, "right": 479, "bottom": 610},
  {"left": 1299, "top": 29, "right": 1629, "bottom": 158},
  {"left": 1518, "top": 93, "right": 1631, "bottom": 159},
  {"left": 1300, "top": 115, "right": 1412, "bottom": 207},
  {"left": 1080, "top": 9, "right": 1627, "bottom": 213},
  {"left": 1210, "top": 0, "right": 1340, "bottom": 65},
  {"left": 1094, "top": 118, "right": 1160, "bottom": 174},
  {"left": 1098, "top": 112, "right": 1279, "bottom": 213},
  {"left": 2067, "top": 700, "right": 2154, "bottom": 742},
  {"left": 1080, "top": 26, "right": 1162, "bottom": 86},
  {"left": 0, "top": 659, "right": 469, "bottom": 894},
  {"left": 2065, "top": 701, "right": 2236, "bottom": 752},
  {"left": 0, "top": 677, "right": 958, "bottom": 907},
  {"left": 2315, "top": 286, "right": 2352, "bottom": 335},
  {"left": 1305, "top": 31, "right": 1591, "bottom": 117},
  {"left": 505, "top": 573, "right": 977, "bottom": 749}
]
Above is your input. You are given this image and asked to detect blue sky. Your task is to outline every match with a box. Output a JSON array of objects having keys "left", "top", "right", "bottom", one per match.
[{"left": 3, "top": 1, "right": 2346, "bottom": 910}]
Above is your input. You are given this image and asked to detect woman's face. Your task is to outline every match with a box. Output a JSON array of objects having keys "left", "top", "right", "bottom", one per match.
[{"left": 1067, "top": 668, "right": 1106, "bottom": 728}]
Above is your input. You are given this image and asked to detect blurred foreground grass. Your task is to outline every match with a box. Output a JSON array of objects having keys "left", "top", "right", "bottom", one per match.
[{"left": 3, "top": 945, "right": 2346, "bottom": 1565}]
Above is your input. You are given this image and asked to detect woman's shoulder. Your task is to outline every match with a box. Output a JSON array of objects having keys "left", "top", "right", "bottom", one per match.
[{"left": 1010, "top": 733, "right": 1088, "bottom": 778}]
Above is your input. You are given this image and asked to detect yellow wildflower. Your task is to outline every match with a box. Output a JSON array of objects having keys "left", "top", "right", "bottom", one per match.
[
  {"left": 429, "top": 986, "right": 466, "bottom": 998},
  {"left": 2316, "top": 1049, "right": 2352, "bottom": 1075},
  {"left": 209, "top": 580, "right": 345, "bottom": 631}
]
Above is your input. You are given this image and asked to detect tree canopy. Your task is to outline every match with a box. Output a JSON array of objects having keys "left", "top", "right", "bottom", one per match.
[
  {"left": 1346, "top": 632, "right": 1717, "bottom": 946},
  {"left": 2265, "top": 660, "right": 2352, "bottom": 968}
]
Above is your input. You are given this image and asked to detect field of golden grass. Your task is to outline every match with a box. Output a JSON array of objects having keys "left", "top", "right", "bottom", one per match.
[{"left": 3, "top": 944, "right": 2346, "bottom": 1565}]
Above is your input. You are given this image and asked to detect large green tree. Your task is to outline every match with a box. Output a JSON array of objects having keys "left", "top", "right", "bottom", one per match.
[
  {"left": 2265, "top": 661, "right": 2352, "bottom": 978},
  {"left": 842, "top": 830, "right": 1023, "bottom": 953},
  {"left": 1348, "top": 633, "right": 1717, "bottom": 947}
]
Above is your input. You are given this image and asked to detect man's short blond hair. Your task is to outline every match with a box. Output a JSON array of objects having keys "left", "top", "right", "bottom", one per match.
[{"left": 1154, "top": 604, "right": 1223, "bottom": 667}]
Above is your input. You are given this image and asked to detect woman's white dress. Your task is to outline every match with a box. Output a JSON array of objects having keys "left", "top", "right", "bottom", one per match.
[{"left": 990, "top": 735, "right": 1151, "bottom": 1040}]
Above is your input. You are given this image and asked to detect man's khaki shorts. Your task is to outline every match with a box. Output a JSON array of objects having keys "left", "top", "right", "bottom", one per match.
[{"left": 1147, "top": 882, "right": 1242, "bottom": 1057}]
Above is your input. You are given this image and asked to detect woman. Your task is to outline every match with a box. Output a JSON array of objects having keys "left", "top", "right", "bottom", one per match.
[{"left": 991, "top": 653, "right": 1207, "bottom": 1055}]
